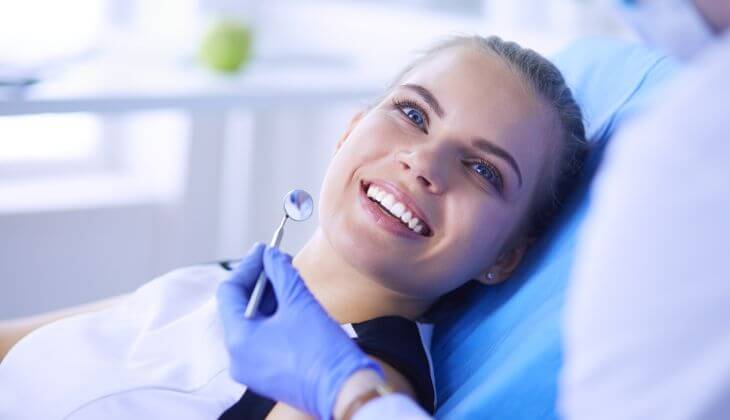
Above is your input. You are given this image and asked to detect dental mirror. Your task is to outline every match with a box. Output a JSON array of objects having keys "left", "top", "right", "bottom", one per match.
[
  {"left": 283, "top": 189, "right": 314, "bottom": 221},
  {"left": 244, "top": 189, "right": 313, "bottom": 318}
]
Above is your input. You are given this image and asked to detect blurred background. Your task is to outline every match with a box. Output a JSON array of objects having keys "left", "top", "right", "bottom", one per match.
[{"left": 0, "top": 0, "right": 631, "bottom": 318}]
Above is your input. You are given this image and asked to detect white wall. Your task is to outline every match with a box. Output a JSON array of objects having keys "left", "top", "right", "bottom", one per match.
[
  {"left": 0, "top": 104, "right": 361, "bottom": 318},
  {"left": 0, "top": 204, "right": 178, "bottom": 317}
]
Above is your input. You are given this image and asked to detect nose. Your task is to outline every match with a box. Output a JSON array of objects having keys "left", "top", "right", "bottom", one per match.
[{"left": 395, "top": 147, "right": 448, "bottom": 194}]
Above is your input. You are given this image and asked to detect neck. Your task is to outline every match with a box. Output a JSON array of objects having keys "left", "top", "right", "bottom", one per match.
[{"left": 292, "top": 228, "right": 434, "bottom": 324}]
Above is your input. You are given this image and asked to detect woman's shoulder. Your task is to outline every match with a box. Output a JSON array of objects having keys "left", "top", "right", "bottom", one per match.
[
  {"left": 0, "top": 260, "right": 245, "bottom": 420},
  {"left": 132, "top": 262, "right": 232, "bottom": 304}
]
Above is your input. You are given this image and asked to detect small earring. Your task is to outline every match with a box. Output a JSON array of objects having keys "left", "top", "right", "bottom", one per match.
[{"left": 487, "top": 272, "right": 495, "bottom": 281}]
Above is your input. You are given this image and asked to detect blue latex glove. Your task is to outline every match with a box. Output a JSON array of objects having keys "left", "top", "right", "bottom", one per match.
[{"left": 216, "top": 243, "right": 384, "bottom": 419}]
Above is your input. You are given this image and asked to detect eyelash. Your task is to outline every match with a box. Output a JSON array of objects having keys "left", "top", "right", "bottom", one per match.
[
  {"left": 467, "top": 159, "right": 504, "bottom": 193},
  {"left": 392, "top": 97, "right": 429, "bottom": 131},
  {"left": 391, "top": 96, "right": 504, "bottom": 193}
]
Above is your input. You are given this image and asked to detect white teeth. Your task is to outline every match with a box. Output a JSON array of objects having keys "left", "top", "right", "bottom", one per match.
[
  {"left": 390, "top": 202, "right": 405, "bottom": 218},
  {"left": 365, "top": 183, "right": 428, "bottom": 235},
  {"left": 367, "top": 185, "right": 377, "bottom": 198},
  {"left": 408, "top": 217, "right": 419, "bottom": 229},
  {"left": 400, "top": 211, "right": 412, "bottom": 223}
]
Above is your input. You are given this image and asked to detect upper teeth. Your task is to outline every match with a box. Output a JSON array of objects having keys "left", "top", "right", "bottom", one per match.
[{"left": 366, "top": 184, "right": 426, "bottom": 235}]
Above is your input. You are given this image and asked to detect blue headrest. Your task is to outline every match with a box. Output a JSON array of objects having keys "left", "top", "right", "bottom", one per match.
[{"left": 430, "top": 38, "right": 678, "bottom": 419}]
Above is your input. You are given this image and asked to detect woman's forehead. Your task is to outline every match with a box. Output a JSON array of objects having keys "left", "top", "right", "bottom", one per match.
[{"left": 399, "top": 47, "right": 541, "bottom": 120}]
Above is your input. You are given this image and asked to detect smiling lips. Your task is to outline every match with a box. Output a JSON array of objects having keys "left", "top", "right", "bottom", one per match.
[{"left": 362, "top": 181, "right": 432, "bottom": 237}]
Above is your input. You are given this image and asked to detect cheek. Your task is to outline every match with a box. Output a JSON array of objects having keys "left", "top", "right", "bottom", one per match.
[
  {"left": 440, "top": 202, "right": 512, "bottom": 275},
  {"left": 345, "top": 110, "right": 413, "bottom": 157},
  {"left": 321, "top": 115, "right": 402, "bottom": 197},
  {"left": 450, "top": 219, "right": 498, "bottom": 270},
  {"left": 317, "top": 116, "right": 397, "bottom": 231}
]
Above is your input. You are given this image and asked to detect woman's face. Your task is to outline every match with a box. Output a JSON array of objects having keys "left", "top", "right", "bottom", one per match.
[{"left": 318, "top": 47, "right": 559, "bottom": 299}]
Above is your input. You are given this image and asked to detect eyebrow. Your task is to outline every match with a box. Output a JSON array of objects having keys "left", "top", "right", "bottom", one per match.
[
  {"left": 401, "top": 83, "right": 445, "bottom": 118},
  {"left": 401, "top": 83, "right": 523, "bottom": 188}
]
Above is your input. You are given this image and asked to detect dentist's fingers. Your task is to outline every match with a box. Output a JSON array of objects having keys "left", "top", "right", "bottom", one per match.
[
  {"left": 216, "top": 243, "right": 266, "bottom": 329},
  {"left": 227, "top": 242, "right": 266, "bottom": 290},
  {"left": 257, "top": 282, "right": 279, "bottom": 317},
  {"left": 216, "top": 280, "right": 250, "bottom": 325},
  {"left": 263, "top": 246, "right": 306, "bottom": 302}
]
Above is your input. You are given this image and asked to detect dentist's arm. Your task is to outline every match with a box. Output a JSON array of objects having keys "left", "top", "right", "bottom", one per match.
[
  {"left": 216, "top": 244, "right": 431, "bottom": 420},
  {"left": 334, "top": 370, "right": 430, "bottom": 420}
]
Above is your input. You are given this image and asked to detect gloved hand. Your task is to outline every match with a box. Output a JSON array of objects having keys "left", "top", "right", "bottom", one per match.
[{"left": 216, "top": 243, "right": 384, "bottom": 419}]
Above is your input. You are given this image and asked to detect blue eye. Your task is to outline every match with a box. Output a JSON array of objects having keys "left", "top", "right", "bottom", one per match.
[
  {"left": 392, "top": 98, "right": 428, "bottom": 130},
  {"left": 469, "top": 160, "right": 503, "bottom": 192},
  {"left": 403, "top": 106, "right": 425, "bottom": 127}
]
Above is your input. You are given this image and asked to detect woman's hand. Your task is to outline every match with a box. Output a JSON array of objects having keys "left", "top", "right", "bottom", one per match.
[
  {"left": 0, "top": 323, "right": 26, "bottom": 363},
  {"left": 216, "top": 243, "right": 384, "bottom": 419}
]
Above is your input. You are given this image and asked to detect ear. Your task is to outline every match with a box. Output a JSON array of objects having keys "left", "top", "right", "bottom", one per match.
[
  {"left": 335, "top": 110, "right": 365, "bottom": 154},
  {"left": 476, "top": 239, "right": 533, "bottom": 285}
]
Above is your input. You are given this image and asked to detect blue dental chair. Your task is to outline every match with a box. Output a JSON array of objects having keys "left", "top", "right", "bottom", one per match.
[{"left": 430, "top": 38, "right": 678, "bottom": 419}]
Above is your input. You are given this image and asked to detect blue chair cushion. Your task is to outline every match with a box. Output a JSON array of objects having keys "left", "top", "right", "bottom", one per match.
[{"left": 429, "top": 37, "right": 678, "bottom": 419}]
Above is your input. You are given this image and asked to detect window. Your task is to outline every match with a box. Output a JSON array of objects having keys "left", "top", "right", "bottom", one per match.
[
  {"left": 0, "top": 114, "right": 101, "bottom": 164},
  {"left": 0, "top": 0, "right": 104, "bottom": 65}
]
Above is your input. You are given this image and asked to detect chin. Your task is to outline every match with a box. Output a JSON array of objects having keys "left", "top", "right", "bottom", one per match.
[
  {"left": 328, "top": 221, "right": 387, "bottom": 268},
  {"left": 327, "top": 227, "right": 437, "bottom": 295}
]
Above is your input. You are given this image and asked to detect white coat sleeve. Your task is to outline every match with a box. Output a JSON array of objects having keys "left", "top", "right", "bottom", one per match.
[
  {"left": 560, "top": 33, "right": 730, "bottom": 420},
  {"left": 353, "top": 394, "right": 431, "bottom": 420}
]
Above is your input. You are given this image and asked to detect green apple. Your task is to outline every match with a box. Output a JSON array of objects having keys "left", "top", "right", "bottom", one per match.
[{"left": 199, "top": 19, "right": 253, "bottom": 73}]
